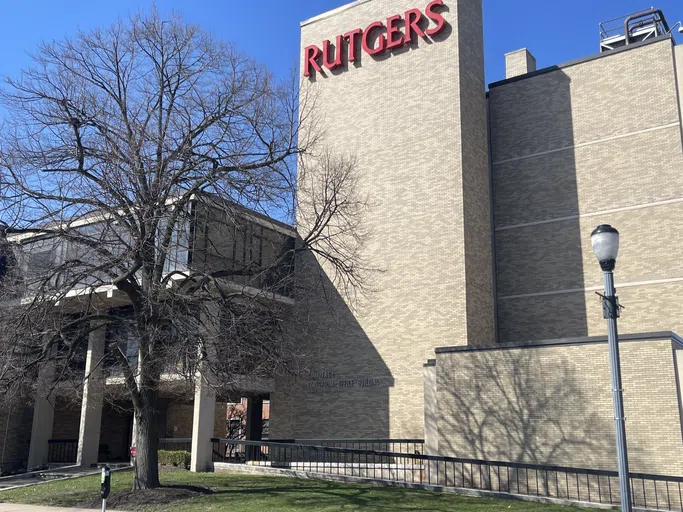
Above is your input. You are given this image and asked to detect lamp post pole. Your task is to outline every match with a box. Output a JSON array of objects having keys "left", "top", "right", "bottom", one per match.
[
  {"left": 603, "top": 269, "right": 632, "bottom": 512},
  {"left": 592, "top": 224, "right": 632, "bottom": 512}
]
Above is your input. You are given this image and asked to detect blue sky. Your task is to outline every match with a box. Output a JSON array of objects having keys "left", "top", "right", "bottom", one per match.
[{"left": 1, "top": 0, "right": 682, "bottom": 86}]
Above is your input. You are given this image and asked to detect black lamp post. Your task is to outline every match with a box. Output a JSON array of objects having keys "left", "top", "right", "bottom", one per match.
[{"left": 591, "top": 224, "right": 632, "bottom": 512}]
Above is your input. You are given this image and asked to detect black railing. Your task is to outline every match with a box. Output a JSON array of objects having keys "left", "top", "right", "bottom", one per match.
[
  {"left": 159, "top": 438, "right": 192, "bottom": 453},
  {"left": 269, "top": 439, "right": 424, "bottom": 455},
  {"left": 212, "top": 440, "right": 683, "bottom": 511},
  {"left": 211, "top": 438, "right": 424, "bottom": 466},
  {"left": 47, "top": 440, "right": 78, "bottom": 464}
]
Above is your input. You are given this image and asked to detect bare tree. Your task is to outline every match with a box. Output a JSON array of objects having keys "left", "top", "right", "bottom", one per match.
[{"left": 0, "top": 10, "right": 368, "bottom": 488}]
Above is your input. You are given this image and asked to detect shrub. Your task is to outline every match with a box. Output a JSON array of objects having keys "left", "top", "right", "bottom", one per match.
[{"left": 158, "top": 450, "right": 191, "bottom": 469}]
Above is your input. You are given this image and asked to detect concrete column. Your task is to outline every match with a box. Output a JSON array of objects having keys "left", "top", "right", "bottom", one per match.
[
  {"left": 423, "top": 360, "right": 439, "bottom": 485},
  {"left": 190, "top": 373, "right": 216, "bottom": 472},
  {"left": 190, "top": 307, "right": 218, "bottom": 473},
  {"left": 77, "top": 323, "right": 106, "bottom": 467},
  {"left": 27, "top": 361, "right": 56, "bottom": 469}
]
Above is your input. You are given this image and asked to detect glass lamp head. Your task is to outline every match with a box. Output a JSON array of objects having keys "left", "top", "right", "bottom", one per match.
[{"left": 591, "top": 224, "right": 619, "bottom": 271}]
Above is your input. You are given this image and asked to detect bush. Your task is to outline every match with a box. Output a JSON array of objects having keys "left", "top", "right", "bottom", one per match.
[{"left": 158, "top": 450, "right": 191, "bottom": 469}]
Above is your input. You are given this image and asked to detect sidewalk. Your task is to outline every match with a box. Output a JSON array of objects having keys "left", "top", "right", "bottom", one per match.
[
  {"left": 0, "top": 465, "right": 131, "bottom": 491},
  {"left": 0, "top": 506, "right": 109, "bottom": 512}
]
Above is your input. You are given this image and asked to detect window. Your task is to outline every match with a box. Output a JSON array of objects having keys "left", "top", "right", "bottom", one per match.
[
  {"left": 228, "top": 419, "right": 243, "bottom": 440},
  {"left": 105, "top": 317, "right": 139, "bottom": 368}
]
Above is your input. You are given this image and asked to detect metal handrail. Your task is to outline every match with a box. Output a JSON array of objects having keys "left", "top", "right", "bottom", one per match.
[
  {"left": 213, "top": 439, "right": 681, "bottom": 482},
  {"left": 212, "top": 439, "right": 683, "bottom": 510}
]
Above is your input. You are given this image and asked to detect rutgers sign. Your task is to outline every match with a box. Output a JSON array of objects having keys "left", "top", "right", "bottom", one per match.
[{"left": 303, "top": 0, "right": 447, "bottom": 78}]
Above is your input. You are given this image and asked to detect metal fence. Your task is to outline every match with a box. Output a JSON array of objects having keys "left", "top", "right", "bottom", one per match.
[
  {"left": 209, "top": 438, "right": 423, "bottom": 466},
  {"left": 212, "top": 440, "right": 683, "bottom": 511},
  {"left": 159, "top": 438, "right": 192, "bottom": 453},
  {"left": 47, "top": 440, "right": 78, "bottom": 464},
  {"left": 268, "top": 439, "right": 424, "bottom": 455}
]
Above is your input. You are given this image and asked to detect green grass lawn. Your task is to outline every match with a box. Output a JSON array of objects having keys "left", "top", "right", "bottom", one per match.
[{"left": 0, "top": 470, "right": 582, "bottom": 511}]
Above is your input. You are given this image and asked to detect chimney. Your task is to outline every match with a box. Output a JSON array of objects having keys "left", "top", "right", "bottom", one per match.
[{"left": 505, "top": 49, "right": 537, "bottom": 79}]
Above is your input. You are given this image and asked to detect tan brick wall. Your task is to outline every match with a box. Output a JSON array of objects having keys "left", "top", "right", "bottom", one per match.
[
  {"left": 676, "top": 44, "right": 683, "bottom": 136},
  {"left": 435, "top": 338, "right": 683, "bottom": 475},
  {"left": 490, "top": 39, "right": 683, "bottom": 342},
  {"left": 51, "top": 399, "right": 80, "bottom": 440},
  {"left": 0, "top": 404, "right": 33, "bottom": 471},
  {"left": 459, "top": 0, "right": 495, "bottom": 347},
  {"left": 491, "top": 40, "right": 679, "bottom": 163},
  {"left": 505, "top": 49, "right": 536, "bottom": 78},
  {"left": 165, "top": 402, "right": 226, "bottom": 439},
  {"left": 273, "top": 0, "right": 493, "bottom": 440},
  {"left": 498, "top": 281, "right": 683, "bottom": 342},
  {"left": 496, "top": 201, "right": 683, "bottom": 297}
]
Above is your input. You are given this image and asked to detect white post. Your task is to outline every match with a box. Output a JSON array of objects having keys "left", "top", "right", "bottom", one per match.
[
  {"left": 190, "top": 307, "right": 218, "bottom": 473},
  {"left": 27, "top": 361, "right": 56, "bottom": 469},
  {"left": 77, "top": 322, "right": 106, "bottom": 467},
  {"left": 190, "top": 373, "right": 216, "bottom": 472}
]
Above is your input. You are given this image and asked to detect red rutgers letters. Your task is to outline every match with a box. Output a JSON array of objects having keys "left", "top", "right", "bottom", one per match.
[{"left": 304, "top": 0, "right": 447, "bottom": 77}]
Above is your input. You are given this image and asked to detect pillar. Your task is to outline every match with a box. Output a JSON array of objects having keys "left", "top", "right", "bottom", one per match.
[
  {"left": 190, "top": 307, "right": 218, "bottom": 473},
  {"left": 190, "top": 373, "right": 216, "bottom": 472},
  {"left": 77, "top": 322, "right": 106, "bottom": 467},
  {"left": 245, "top": 397, "right": 263, "bottom": 441},
  {"left": 423, "top": 360, "right": 439, "bottom": 485},
  {"left": 27, "top": 361, "right": 56, "bottom": 469},
  {"left": 245, "top": 397, "right": 263, "bottom": 461}
]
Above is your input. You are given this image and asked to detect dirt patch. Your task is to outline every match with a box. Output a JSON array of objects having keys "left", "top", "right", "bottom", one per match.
[{"left": 77, "top": 468, "right": 207, "bottom": 510}]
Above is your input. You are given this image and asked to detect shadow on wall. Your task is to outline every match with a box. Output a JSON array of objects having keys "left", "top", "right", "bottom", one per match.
[
  {"left": 270, "top": 249, "right": 393, "bottom": 440},
  {"left": 437, "top": 348, "right": 641, "bottom": 470},
  {"left": 492, "top": 69, "right": 588, "bottom": 342}
]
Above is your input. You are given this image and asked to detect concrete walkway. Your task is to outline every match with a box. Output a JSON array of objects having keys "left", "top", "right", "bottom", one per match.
[
  {"left": 0, "top": 467, "right": 91, "bottom": 491},
  {"left": 0, "top": 465, "right": 131, "bottom": 491},
  {"left": 0, "top": 506, "right": 108, "bottom": 512}
]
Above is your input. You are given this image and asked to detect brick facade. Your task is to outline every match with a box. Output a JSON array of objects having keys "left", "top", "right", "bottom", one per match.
[
  {"left": 2, "top": 1, "right": 683, "bottom": 477},
  {"left": 490, "top": 38, "right": 683, "bottom": 342},
  {"left": 165, "top": 402, "right": 227, "bottom": 439},
  {"left": 505, "top": 49, "right": 536, "bottom": 78},
  {"left": 274, "top": 0, "right": 493, "bottom": 441},
  {"left": 432, "top": 336, "right": 683, "bottom": 475}
]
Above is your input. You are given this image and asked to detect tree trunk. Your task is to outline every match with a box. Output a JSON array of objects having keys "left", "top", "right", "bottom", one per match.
[{"left": 134, "top": 388, "right": 160, "bottom": 489}]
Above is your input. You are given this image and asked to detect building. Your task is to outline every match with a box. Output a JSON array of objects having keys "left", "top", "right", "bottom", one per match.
[
  {"left": 0, "top": 196, "right": 293, "bottom": 472},
  {"left": 2, "top": 0, "right": 683, "bottom": 477},
  {"left": 270, "top": 0, "right": 683, "bottom": 475}
]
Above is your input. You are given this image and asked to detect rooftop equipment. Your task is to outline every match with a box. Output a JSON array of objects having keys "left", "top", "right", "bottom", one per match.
[{"left": 599, "top": 8, "right": 672, "bottom": 52}]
